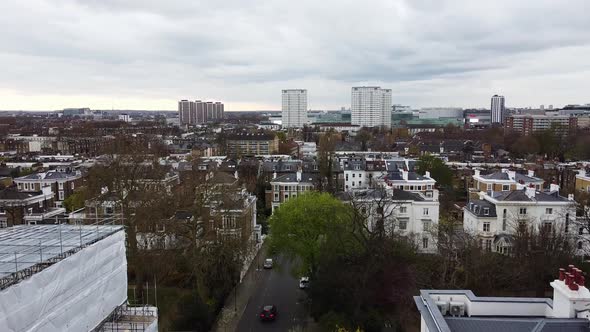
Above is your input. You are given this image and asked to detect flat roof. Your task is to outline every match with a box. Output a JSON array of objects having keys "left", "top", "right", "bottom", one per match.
[{"left": 0, "top": 224, "right": 123, "bottom": 288}]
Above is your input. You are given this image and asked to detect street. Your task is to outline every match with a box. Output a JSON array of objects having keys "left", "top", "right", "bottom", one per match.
[{"left": 236, "top": 256, "right": 310, "bottom": 332}]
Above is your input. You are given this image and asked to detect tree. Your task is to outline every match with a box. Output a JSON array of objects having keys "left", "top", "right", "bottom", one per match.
[
  {"left": 62, "top": 188, "right": 87, "bottom": 212},
  {"left": 317, "top": 131, "right": 338, "bottom": 193},
  {"left": 268, "top": 192, "right": 351, "bottom": 274},
  {"left": 415, "top": 154, "right": 453, "bottom": 188}
]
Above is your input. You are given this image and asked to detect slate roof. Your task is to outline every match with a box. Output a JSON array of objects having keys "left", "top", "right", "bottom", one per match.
[
  {"left": 385, "top": 171, "right": 431, "bottom": 181},
  {"left": 0, "top": 188, "right": 43, "bottom": 200},
  {"left": 261, "top": 161, "right": 301, "bottom": 173},
  {"left": 466, "top": 199, "right": 497, "bottom": 217},
  {"left": 481, "top": 171, "right": 543, "bottom": 183},
  {"left": 445, "top": 317, "right": 590, "bottom": 332},
  {"left": 338, "top": 189, "right": 424, "bottom": 202},
  {"left": 491, "top": 189, "right": 569, "bottom": 202},
  {"left": 18, "top": 171, "right": 80, "bottom": 181},
  {"left": 272, "top": 172, "right": 319, "bottom": 183}
]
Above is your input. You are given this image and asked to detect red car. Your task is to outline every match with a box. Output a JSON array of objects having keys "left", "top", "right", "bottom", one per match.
[{"left": 259, "top": 305, "right": 277, "bottom": 321}]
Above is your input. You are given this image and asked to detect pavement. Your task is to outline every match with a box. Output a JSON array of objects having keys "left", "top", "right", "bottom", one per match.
[{"left": 213, "top": 244, "right": 316, "bottom": 332}]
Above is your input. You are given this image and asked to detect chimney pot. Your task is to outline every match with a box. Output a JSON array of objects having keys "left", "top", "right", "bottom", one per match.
[
  {"left": 580, "top": 276, "right": 586, "bottom": 287},
  {"left": 559, "top": 268, "right": 566, "bottom": 281},
  {"left": 570, "top": 282, "right": 579, "bottom": 291}
]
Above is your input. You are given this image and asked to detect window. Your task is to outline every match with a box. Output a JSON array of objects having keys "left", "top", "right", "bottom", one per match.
[
  {"left": 157, "top": 224, "right": 165, "bottom": 232},
  {"left": 502, "top": 209, "right": 507, "bottom": 231},
  {"left": 483, "top": 222, "right": 490, "bottom": 232},
  {"left": 105, "top": 206, "right": 114, "bottom": 214},
  {"left": 399, "top": 218, "right": 408, "bottom": 230},
  {"left": 542, "top": 222, "right": 552, "bottom": 232},
  {"left": 423, "top": 220, "right": 431, "bottom": 231},
  {"left": 399, "top": 206, "right": 407, "bottom": 214},
  {"left": 58, "top": 191, "right": 64, "bottom": 200},
  {"left": 566, "top": 213, "right": 570, "bottom": 233},
  {"left": 71, "top": 182, "right": 75, "bottom": 190},
  {"left": 410, "top": 185, "right": 414, "bottom": 190},
  {"left": 222, "top": 216, "right": 237, "bottom": 229},
  {"left": 284, "top": 194, "right": 289, "bottom": 201},
  {"left": 0, "top": 221, "right": 7, "bottom": 228},
  {"left": 487, "top": 184, "right": 492, "bottom": 191},
  {"left": 485, "top": 239, "right": 492, "bottom": 252},
  {"left": 519, "top": 207, "right": 527, "bottom": 215},
  {"left": 483, "top": 208, "right": 489, "bottom": 215},
  {"left": 274, "top": 193, "right": 279, "bottom": 201},
  {"left": 578, "top": 242, "right": 583, "bottom": 250},
  {"left": 359, "top": 181, "right": 362, "bottom": 186},
  {"left": 352, "top": 174, "right": 355, "bottom": 178},
  {"left": 579, "top": 227, "right": 584, "bottom": 235},
  {"left": 274, "top": 185, "right": 279, "bottom": 192},
  {"left": 427, "top": 185, "right": 432, "bottom": 190},
  {"left": 58, "top": 182, "right": 64, "bottom": 190},
  {"left": 502, "top": 185, "right": 510, "bottom": 191},
  {"left": 545, "top": 208, "right": 553, "bottom": 215},
  {"left": 423, "top": 208, "right": 429, "bottom": 216},
  {"left": 346, "top": 174, "right": 349, "bottom": 181},
  {"left": 422, "top": 237, "right": 429, "bottom": 249}
]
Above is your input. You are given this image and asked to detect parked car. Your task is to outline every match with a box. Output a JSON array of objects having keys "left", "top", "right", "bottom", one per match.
[
  {"left": 299, "top": 276, "right": 309, "bottom": 289},
  {"left": 263, "top": 258, "right": 273, "bottom": 269},
  {"left": 259, "top": 305, "right": 277, "bottom": 321}
]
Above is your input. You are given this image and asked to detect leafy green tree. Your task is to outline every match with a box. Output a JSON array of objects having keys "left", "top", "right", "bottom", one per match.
[
  {"left": 268, "top": 192, "right": 352, "bottom": 274},
  {"left": 415, "top": 154, "right": 453, "bottom": 188},
  {"left": 62, "top": 188, "right": 87, "bottom": 212}
]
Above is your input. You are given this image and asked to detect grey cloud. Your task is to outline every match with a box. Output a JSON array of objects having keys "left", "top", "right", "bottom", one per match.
[{"left": 1, "top": 0, "right": 590, "bottom": 109}]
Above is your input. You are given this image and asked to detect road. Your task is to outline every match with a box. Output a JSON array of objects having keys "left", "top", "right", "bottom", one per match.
[{"left": 236, "top": 256, "right": 310, "bottom": 332}]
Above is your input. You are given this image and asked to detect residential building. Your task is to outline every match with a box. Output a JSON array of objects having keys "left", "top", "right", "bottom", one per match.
[
  {"left": 0, "top": 224, "right": 158, "bottom": 331},
  {"left": 178, "top": 100, "right": 224, "bottom": 126},
  {"left": 415, "top": 266, "right": 590, "bottom": 332},
  {"left": 505, "top": 114, "right": 577, "bottom": 136},
  {"left": 351, "top": 86, "right": 392, "bottom": 128},
  {"left": 14, "top": 170, "right": 84, "bottom": 206},
  {"left": 281, "top": 89, "right": 308, "bottom": 128},
  {"left": 463, "top": 186, "right": 575, "bottom": 254},
  {"left": 471, "top": 169, "right": 544, "bottom": 194},
  {"left": 576, "top": 169, "right": 590, "bottom": 193},
  {"left": 226, "top": 133, "right": 279, "bottom": 156},
  {"left": 491, "top": 94, "right": 505, "bottom": 124},
  {"left": 0, "top": 187, "right": 59, "bottom": 227},
  {"left": 344, "top": 188, "right": 440, "bottom": 253},
  {"left": 267, "top": 169, "right": 319, "bottom": 212}
]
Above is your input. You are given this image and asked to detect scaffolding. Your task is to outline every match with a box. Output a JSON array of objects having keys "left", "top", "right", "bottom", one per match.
[
  {"left": 0, "top": 218, "right": 123, "bottom": 291},
  {"left": 93, "top": 303, "right": 158, "bottom": 332}
]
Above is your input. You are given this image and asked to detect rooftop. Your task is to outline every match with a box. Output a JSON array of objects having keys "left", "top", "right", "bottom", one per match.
[{"left": 0, "top": 224, "right": 123, "bottom": 289}]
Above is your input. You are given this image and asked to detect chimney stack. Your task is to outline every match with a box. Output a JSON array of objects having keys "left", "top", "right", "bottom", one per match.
[
  {"left": 568, "top": 194, "right": 574, "bottom": 201},
  {"left": 550, "top": 183, "right": 560, "bottom": 193},
  {"left": 551, "top": 265, "right": 590, "bottom": 318},
  {"left": 296, "top": 167, "right": 302, "bottom": 182},
  {"left": 528, "top": 169, "right": 535, "bottom": 177},
  {"left": 402, "top": 170, "right": 409, "bottom": 181},
  {"left": 474, "top": 169, "right": 480, "bottom": 177},
  {"left": 508, "top": 170, "right": 516, "bottom": 181},
  {"left": 272, "top": 172, "right": 277, "bottom": 179},
  {"left": 525, "top": 186, "right": 536, "bottom": 199}
]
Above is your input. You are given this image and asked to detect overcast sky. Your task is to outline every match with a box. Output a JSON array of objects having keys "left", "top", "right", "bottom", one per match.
[{"left": 1, "top": 0, "right": 590, "bottom": 111}]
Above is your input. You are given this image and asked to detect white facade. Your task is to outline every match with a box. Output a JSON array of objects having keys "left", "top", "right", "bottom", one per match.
[
  {"left": 351, "top": 189, "right": 440, "bottom": 253},
  {"left": 463, "top": 189, "right": 576, "bottom": 254},
  {"left": 351, "top": 86, "right": 392, "bottom": 128},
  {"left": 418, "top": 107, "right": 463, "bottom": 119},
  {"left": 282, "top": 89, "right": 308, "bottom": 128},
  {"left": 491, "top": 94, "right": 505, "bottom": 124}
]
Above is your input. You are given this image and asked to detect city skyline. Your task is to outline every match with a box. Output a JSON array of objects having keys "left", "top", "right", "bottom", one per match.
[{"left": 1, "top": 0, "right": 590, "bottom": 111}]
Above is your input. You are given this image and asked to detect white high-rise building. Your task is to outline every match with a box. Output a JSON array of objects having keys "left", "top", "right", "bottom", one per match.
[
  {"left": 351, "top": 86, "right": 392, "bottom": 128},
  {"left": 491, "top": 94, "right": 505, "bottom": 124},
  {"left": 281, "top": 89, "right": 308, "bottom": 128}
]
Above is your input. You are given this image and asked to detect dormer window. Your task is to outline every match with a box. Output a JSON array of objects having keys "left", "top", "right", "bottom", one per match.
[{"left": 483, "top": 208, "right": 489, "bottom": 215}]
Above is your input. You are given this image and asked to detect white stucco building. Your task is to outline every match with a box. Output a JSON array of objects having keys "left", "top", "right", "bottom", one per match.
[
  {"left": 415, "top": 265, "right": 590, "bottom": 332},
  {"left": 463, "top": 186, "right": 576, "bottom": 254}
]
